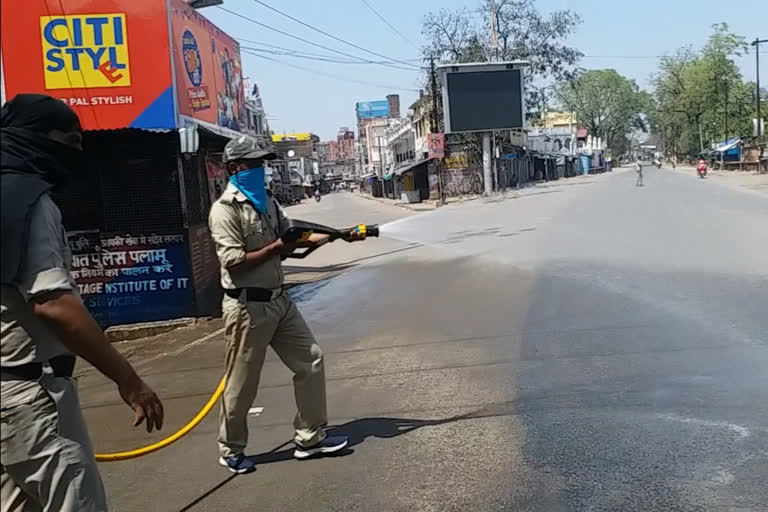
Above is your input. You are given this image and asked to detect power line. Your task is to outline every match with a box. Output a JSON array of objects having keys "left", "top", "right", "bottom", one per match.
[
  {"left": 241, "top": 46, "right": 368, "bottom": 64},
  {"left": 237, "top": 39, "right": 422, "bottom": 69},
  {"left": 218, "top": 6, "right": 418, "bottom": 72},
  {"left": 237, "top": 38, "right": 363, "bottom": 62},
  {"left": 580, "top": 53, "right": 768, "bottom": 59},
  {"left": 248, "top": 0, "right": 421, "bottom": 69},
  {"left": 237, "top": 37, "right": 423, "bottom": 64},
  {"left": 358, "top": 0, "right": 419, "bottom": 50},
  {"left": 242, "top": 49, "right": 420, "bottom": 92},
  {"left": 241, "top": 46, "right": 420, "bottom": 69},
  {"left": 241, "top": 49, "right": 420, "bottom": 92},
  {"left": 581, "top": 55, "right": 664, "bottom": 59}
]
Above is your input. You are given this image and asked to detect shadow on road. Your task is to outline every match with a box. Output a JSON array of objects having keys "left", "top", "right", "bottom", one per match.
[{"left": 176, "top": 412, "right": 479, "bottom": 512}]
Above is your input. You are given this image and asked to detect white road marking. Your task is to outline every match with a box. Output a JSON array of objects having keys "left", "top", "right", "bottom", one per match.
[
  {"left": 657, "top": 413, "right": 751, "bottom": 439},
  {"left": 248, "top": 407, "right": 264, "bottom": 416},
  {"left": 135, "top": 327, "right": 226, "bottom": 368},
  {"left": 166, "top": 327, "right": 226, "bottom": 357}
]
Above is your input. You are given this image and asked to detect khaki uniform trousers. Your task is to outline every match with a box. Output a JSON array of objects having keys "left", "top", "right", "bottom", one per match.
[
  {"left": 0, "top": 374, "right": 107, "bottom": 512},
  {"left": 218, "top": 292, "right": 327, "bottom": 457}
]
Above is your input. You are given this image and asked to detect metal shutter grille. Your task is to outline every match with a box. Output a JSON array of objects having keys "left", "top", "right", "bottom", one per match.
[
  {"left": 101, "top": 155, "right": 183, "bottom": 233},
  {"left": 57, "top": 131, "right": 183, "bottom": 234}
]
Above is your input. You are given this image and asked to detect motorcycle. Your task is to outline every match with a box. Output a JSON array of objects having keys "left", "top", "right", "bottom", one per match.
[
  {"left": 314, "top": 189, "right": 321, "bottom": 202},
  {"left": 697, "top": 158, "right": 708, "bottom": 179},
  {"left": 654, "top": 159, "right": 662, "bottom": 169}
]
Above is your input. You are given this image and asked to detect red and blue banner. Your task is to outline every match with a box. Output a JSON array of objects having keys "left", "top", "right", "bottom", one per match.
[{"left": 2, "top": 0, "right": 176, "bottom": 130}]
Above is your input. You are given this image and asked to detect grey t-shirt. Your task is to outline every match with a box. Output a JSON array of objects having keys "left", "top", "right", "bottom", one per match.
[{"left": 1, "top": 194, "right": 76, "bottom": 367}]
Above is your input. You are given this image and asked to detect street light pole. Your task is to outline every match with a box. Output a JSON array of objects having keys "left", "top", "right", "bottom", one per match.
[
  {"left": 724, "top": 78, "right": 729, "bottom": 142},
  {"left": 752, "top": 38, "right": 767, "bottom": 140}
]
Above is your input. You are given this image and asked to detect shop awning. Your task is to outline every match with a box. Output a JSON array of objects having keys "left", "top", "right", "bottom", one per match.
[
  {"left": 383, "top": 171, "right": 394, "bottom": 180},
  {"left": 713, "top": 137, "right": 741, "bottom": 153},
  {"left": 393, "top": 157, "right": 434, "bottom": 177}
]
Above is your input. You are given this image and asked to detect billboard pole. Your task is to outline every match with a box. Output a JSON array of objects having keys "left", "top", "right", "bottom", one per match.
[{"left": 482, "top": 133, "right": 492, "bottom": 195}]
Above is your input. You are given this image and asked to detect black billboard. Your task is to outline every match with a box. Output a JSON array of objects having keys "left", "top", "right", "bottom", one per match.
[{"left": 445, "top": 69, "right": 523, "bottom": 133}]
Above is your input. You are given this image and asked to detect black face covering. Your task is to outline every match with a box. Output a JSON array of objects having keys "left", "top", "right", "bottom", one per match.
[
  {"left": 1, "top": 94, "right": 84, "bottom": 284},
  {"left": 1, "top": 93, "right": 83, "bottom": 187}
]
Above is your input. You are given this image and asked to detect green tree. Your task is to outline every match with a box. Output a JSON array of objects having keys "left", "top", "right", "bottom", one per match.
[
  {"left": 421, "top": 0, "right": 582, "bottom": 110},
  {"left": 420, "top": 0, "right": 582, "bottom": 165},
  {"left": 557, "top": 69, "right": 646, "bottom": 154},
  {"left": 651, "top": 24, "right": 756, "bottom": 157}
]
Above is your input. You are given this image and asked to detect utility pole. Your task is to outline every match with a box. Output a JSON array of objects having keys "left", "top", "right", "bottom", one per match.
[
  {"left": 377, "top": 135, "right": 383, "bottom": 178},
  {"left": 430, "top": 57, "right": 438, "bottom": 133},
  {"left": 724, "top": 78, "right": 729, "bottom": 143},
  {"left": 753, "top": 38, "right": 767, "bottom": 140},
  {"left": 430, "top": 56, "right": 445, "bottom": 204}
]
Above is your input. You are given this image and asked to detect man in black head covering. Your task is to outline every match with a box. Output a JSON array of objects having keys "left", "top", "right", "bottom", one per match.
[{"left": 1, "top": 94, "right": 165, "bottom": 512}]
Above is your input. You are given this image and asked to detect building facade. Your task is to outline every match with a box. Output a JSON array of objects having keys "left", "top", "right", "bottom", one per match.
[
  {"left": 363, "top": 118, "right": 391, "bottom": 176},
  {"left": 527, "top": 111, "right": 578, "bottom": 154},
  {"left": 272, "top": 132, "right": 319, "bottom": 159},
  {"left": 242, "top": 81, "right": 269, "bottom": 140},
  {"left": 355, "top": 95, "right": 400, "bottom": 176},
  {"left": 319, "top": 127, "right": 357, "bottom": 177},
  {"left": 411, "top": 93, "right": 434, "bottom": 160}
]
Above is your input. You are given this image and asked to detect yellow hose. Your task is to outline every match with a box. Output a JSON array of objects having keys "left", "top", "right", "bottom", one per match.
[{"left": 94, "top": 376, "right": 226, "bottom": 462}]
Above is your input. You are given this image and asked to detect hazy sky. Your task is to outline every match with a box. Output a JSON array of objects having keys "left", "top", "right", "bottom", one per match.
[{"left": 203, "top": 0, "right": 767, "bottom": 140}]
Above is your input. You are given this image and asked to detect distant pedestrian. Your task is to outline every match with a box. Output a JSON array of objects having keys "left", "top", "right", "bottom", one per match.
[
  {"left": 1, "top": 94, "right": 164, "bottom": 512},
  {"left": 209, "top": 135, "right": 352, "bottom": 474},
  {"left": 635, "top": 158, "right": 644, "bottom": 186}
]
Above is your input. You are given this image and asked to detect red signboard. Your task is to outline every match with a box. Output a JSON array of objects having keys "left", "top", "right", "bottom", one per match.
[
  {"left": 1, "top": 0, "right": 175, "bottom": 130},
  {"left": 428, "top": 133, "right": 445, "bottom": 159},
  {"left": 170, "top": 0, "right": 246, "bottom": 132}
]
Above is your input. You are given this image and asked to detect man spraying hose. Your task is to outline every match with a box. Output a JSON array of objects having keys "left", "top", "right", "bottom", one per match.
[{"left": 209, "top": 136, "right": 363, "bottom": 474}]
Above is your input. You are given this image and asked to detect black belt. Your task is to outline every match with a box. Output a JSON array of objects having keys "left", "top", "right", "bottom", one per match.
[
  {"left": 1, "top": 355, "right": 76, "bottom": 381},
  {"left": 224, "top": 287, "right": 282, "bottom": 302}
]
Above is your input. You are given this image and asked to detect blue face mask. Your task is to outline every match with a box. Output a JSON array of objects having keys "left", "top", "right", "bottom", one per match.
[{"left": 230, "top": 167, "right": 267, "bottom": 213}]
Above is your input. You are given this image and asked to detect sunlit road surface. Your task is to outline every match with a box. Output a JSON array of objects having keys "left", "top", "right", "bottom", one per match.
[{"left": 85, "top": 168, "right": 767, "bottom": 511}]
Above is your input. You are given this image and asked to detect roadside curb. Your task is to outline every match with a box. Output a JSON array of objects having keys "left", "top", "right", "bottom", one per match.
[
  {"left": 104, "top": 317, "right": 199, "bottom": 343},
  {"left": 356, "top": 171, "right": 622, "bottom": 209},
  {"left": 355, "top": 192, "right": 439, "bottom": 212}
]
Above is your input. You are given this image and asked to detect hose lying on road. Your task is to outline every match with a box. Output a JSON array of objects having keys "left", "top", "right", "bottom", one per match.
[{"left": 94, "top": 376, "right": 226, "bottom": 462}]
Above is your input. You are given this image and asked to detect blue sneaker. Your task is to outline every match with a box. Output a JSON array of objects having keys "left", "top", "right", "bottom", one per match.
[
  {"left": 293, "top": 435, "right": 348, "bottom": 460},
  {"left": 218, "top": 454, "right": 257, "bottom": 474}
]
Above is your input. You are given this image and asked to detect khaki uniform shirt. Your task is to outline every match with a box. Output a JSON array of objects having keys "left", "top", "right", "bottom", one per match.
[
  {"left": 208, "top": 182, "right": 288, "bottom": 290},
  {"left": 1, "top": 195, "right": 76, "bottom": 368}
]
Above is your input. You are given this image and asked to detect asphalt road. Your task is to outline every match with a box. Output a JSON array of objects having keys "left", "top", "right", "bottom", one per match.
[{"left": 83, "top": 168, "right": 768, "bottom": 511}]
